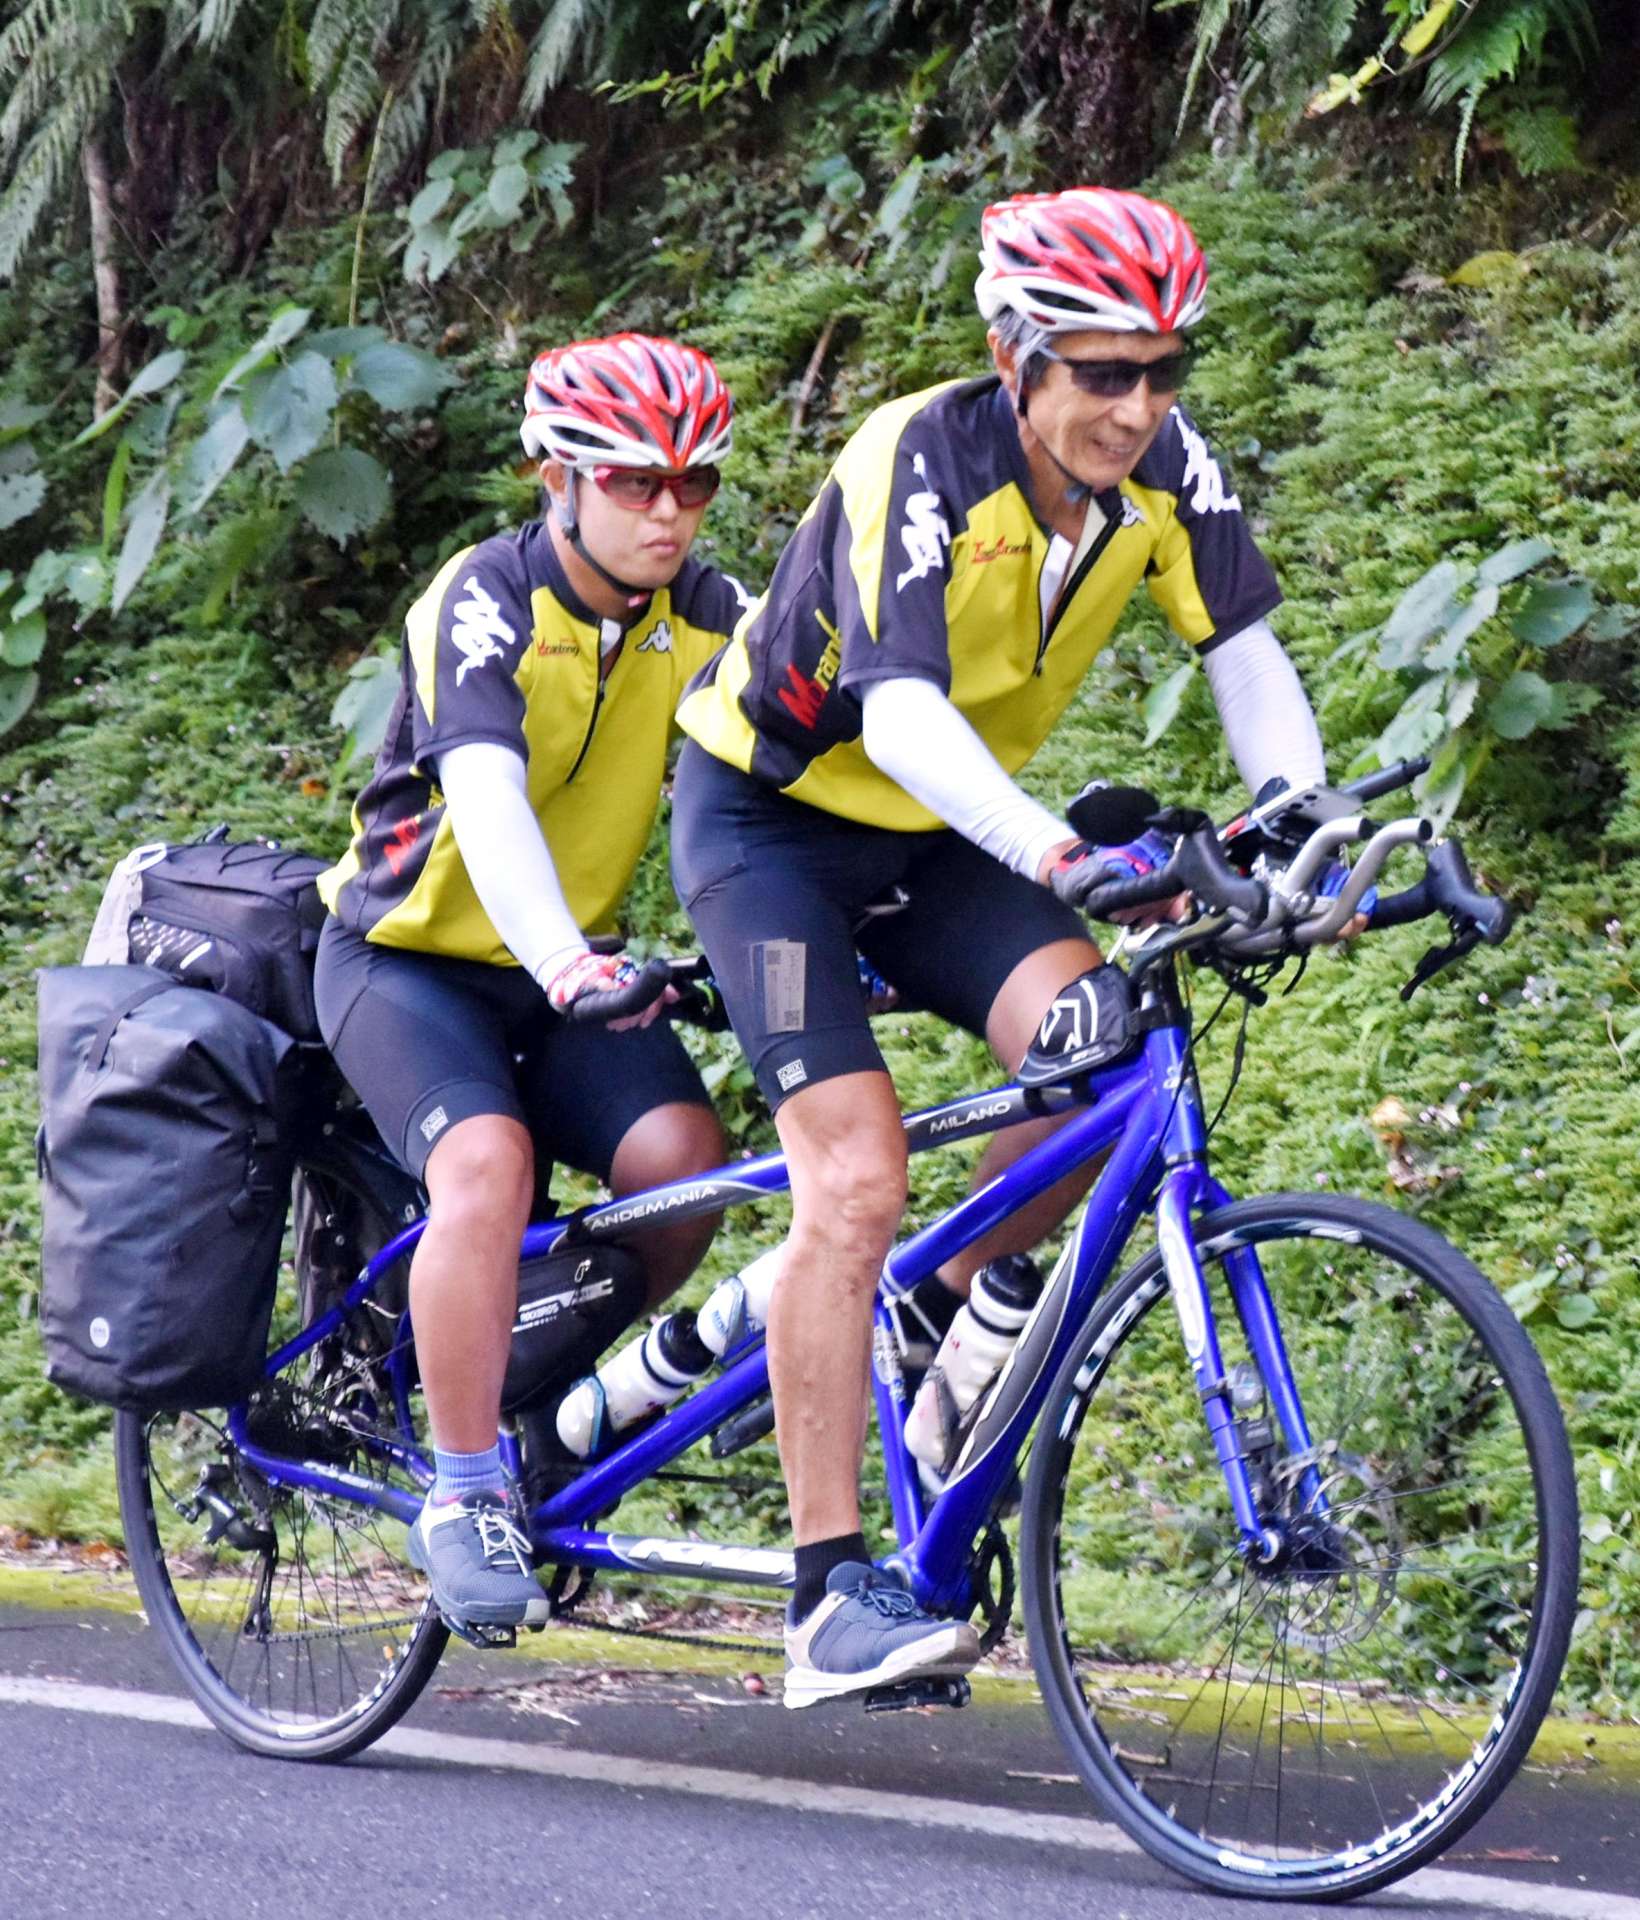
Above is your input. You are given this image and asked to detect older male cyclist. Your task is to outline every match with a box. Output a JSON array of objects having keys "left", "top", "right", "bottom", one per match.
[
  {"left": 670, "top": 190, "right": 1331, "bottom": 1705},
  {"left": 316, "top": 335, "right": 747, "bottom": 1635}
]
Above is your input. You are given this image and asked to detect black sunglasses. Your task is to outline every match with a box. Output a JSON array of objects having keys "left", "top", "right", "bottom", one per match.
[{"left": 1039, "top": 344, "right": 1194, "bottom": 398}]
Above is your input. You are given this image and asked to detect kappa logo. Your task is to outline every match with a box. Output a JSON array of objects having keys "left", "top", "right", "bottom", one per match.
[
  {"left": 1174, "top": 416, "right": 1241, "bottom": 516},
  {"left": 1118, "top": 495, "right": 1146, "bottom": 530},
  {"left": 726, "top": 574, "right": 757, "bottom": 615},
  {"left": 637, "top": 618, "right": 673, "bottom": 653},
  {"left": 894, "top": 452, "right": 951, "bottom": 592},
  {"left": 450, "top": 577, "right": 519, "bottom": 684}
]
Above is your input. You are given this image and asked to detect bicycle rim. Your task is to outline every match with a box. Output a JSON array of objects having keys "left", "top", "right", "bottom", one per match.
[
  {"left": 1021, "top": 1193, "right": 1578, "bottom": 1901},
  {"left": 115, "top": 1235, "right": 447, "bottom": 1761}
]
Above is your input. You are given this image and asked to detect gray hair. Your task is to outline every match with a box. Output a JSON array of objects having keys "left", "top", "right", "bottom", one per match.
[{"left": 986, "top": 302, "right": 1052, "bottom": 396}]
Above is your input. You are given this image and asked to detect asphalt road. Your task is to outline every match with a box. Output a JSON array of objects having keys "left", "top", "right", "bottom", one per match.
[{"left": 3, "top": 1598, "right": 1637, "bottom": 1920}]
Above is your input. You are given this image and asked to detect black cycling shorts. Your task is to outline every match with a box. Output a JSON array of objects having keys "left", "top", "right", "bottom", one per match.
[
  {"left": 669, "top": 741, "right": 1092, "bottom": 1111},
  {"left": 314, "top": 919, "right": 711, "bottom": 1185}
]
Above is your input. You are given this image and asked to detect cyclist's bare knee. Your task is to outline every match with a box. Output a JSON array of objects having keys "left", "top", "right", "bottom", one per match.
[{"left": 422, "top": 1114, "right": 533, "bottom": 1243}]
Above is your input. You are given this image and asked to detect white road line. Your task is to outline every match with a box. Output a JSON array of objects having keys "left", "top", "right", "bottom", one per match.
[{"left": 2, "top": 1674, "right": 1634, "bottom": 1920}]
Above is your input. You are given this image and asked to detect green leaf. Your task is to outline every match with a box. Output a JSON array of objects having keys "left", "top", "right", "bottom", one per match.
[
  {"left": 1556, "top": 1293, "right": 1598, "bottom": 1332},
  {"left": 488, "top": 162, "right": 531, "bottom": 220},
  {"left": 306, "top": 326, "right": 386, "bottom": 358},
  {"left": 876, "top": 160, "right": 924, "bottom": 239},
  {"left": 426, "top": 147, "right": 472, "bottom": 180},
  {"left": 296, "top": 447, "right": 392, "bottom": 543},
  {"left": 1445, "top": 673, "right": 1481, "bottom": 729},
  {"left": 101, "top": 435, "right": 132, "bottom": 552},
  {"left": 1378, "top": 562, "right": 1462, "bottom": 669},
  {"left": 246, "top": 352, "right": 339, "bottom": 472},
  {"left": 1377, "top": 698, "right": 1447, "bottom": 765},
  {"left": 0, "top": 395, "right": 48, "bottom": 435},
  {"left": 449, "top": 197, "right": 500, "bottom": 242},
  {"left": 61, "top": 552, "right": 108, "bottom": 614},
  {"left": 69, "top": 348, "right": 188, "bottom": 446},
  {"left": 330, "top": 646, "right": 400, "bottom": 763},
  {"left": 1142, "top": 662, "right": 1195, "bottom": 746},
  {"left": 0, "top": 666, "right": 38, "bottom": 737},
  {"left": 1, "top": 608, "right": 45, "bottom": 666},
  {"left": 211, "top": 305, "right": 313, "bottom": 398},
  {"left": 403, "top": 220, "right": 461, "bottom": 284},
  {"left": 1449, "top": 250, "right": 1527, "bottom": 289},
  {"left": 1583, "top": 606, "right": 1637, "bottom": 643},
  {"left": 1509, "top": 577, "right": 1594, "bottom": 649},
  {"left": 1476, "top": 536, "right": 1554, "bottom": 587},
  {"left": 0, "top": 464, "right": 45, "bottom": 530},
  {"left": 405, "top": 177, "right": 455, "bottom": 227},
  {"left": 1423, "top": 582, "right": 1498, "bottom": 669},
  {"left": 112, "top": 474, "right": 172, "bottom": 612},
  {"left": 345, "top": 341, "right": 451, "bottom": 413},
  {"left": 177, "top": 404, "right": 251, "bottom": 516},
  {"left": 493, "top": 129, "right": 542, "bottom": 167},
  {"left": 1488, "top": 669, "right": 1556, "bottom": 740}
]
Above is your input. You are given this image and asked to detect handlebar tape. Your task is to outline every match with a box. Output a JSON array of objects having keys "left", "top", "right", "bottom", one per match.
[{"left": 562, "top": 956, "right": 673, "bottom": 1026}]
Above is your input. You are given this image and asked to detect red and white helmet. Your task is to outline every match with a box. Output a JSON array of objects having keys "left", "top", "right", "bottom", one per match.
[
  {"left": 976, "top": 189, "right": 1208, "bottom": 335},
  {"left": 520, "top": 333, "right": 733, "bottom": 469}
]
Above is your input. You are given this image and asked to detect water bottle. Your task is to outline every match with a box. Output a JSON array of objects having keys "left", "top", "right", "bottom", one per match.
[
  {"left": 904, "top": 1254, "right": 1043, "bottom": 1472},
  {"left": 697, "top": 1244, "right": 784, "bottom": 1358},
  {"left": 555, "top": 1310, "right": 714, "bottom": 1459}
]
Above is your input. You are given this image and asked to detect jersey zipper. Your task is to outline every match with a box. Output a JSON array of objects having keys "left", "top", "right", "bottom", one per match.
[
  {"left": 1033, "top": 513, "right": 1120, "bottom": 676},
  {"left": 565, "top": 677, "right": 606, "bottom": 784}
]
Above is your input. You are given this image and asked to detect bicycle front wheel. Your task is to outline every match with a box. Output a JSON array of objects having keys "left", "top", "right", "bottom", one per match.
[
  {"left": 1020, "top": 1193, "right": 1578, "bottom": 1902},
  {"left": 114, "top": 1172, "right": 448, "bottom": 1761}
]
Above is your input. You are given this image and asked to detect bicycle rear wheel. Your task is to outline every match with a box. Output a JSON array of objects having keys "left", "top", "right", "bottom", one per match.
[
  {"left": 114, "top": 1170, "right": 447, "bottom": 1761},
  {"left": 1021, "top": 1193, "right": 1578, "bottom": 1902}
]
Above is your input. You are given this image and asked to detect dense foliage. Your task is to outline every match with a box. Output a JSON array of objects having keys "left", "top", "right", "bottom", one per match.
[{"left": 1, "top": 6, "right": 1637, "bottom": 1708}]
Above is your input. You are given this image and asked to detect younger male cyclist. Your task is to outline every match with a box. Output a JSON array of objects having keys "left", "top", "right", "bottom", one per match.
[
  {"left": 671, "top": 190, "right": 1332, "bottom": 1704},
  {"left": 316, "top": 335, "right": 747, "bottom": 1633}
]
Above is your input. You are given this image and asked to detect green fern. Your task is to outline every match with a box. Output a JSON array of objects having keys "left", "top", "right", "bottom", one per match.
[{"left": 1424, "top": 0, "right": 1592, "bottom": 111}]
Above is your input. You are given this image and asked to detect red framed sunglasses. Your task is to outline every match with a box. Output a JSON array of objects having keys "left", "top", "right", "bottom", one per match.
[{"left": 590, "top": 465, "right": 722, "bottom": 510}]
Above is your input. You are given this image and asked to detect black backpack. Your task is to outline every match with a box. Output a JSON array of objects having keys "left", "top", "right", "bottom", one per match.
[
  {"left": 121, "top": 832, "right": 330, "bottom": 1042},
  {"left": 36, "top": 966, "right": 301, "bottom": 1412}
]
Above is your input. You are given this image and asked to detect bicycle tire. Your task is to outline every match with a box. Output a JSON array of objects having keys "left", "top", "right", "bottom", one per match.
[
  {"left": 114, "top": 1168, "right": 449, "bottom": 1762},
  {"left": 1020, "top": 1192, "right": 1578, "bottom": 1902}
]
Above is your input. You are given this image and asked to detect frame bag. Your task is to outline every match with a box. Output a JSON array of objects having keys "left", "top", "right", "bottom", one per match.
[{"left": 36, "top": 966, "right": 300, "bottom": 1411}]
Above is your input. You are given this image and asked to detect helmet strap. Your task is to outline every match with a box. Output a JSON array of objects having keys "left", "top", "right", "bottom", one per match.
[{"left": 1014, "top": 375, "right": 1092, "bottom": 507}]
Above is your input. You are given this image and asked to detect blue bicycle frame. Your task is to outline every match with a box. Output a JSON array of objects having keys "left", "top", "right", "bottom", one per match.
[{"left": 229, "top": 964, "right": 1325, "bottom": 1621}]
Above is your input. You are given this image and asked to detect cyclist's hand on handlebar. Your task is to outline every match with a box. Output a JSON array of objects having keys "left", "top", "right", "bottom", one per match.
[
  {"left": 544, "top": 950, "right": 675, "bottom": 1030},
  {"left": 1042, "top": 835, "right": 1188, "bottom": 926}
]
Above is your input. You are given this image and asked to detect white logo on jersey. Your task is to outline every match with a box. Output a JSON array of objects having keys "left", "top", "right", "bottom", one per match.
[
  {"left": 726, "top": 574, "right": 756, "bottom": 615},
  {"left": 1118, "top": 495, "right": 1146, "bottom": 530},
  {"left": 450, "top": 577, "right": 518, "bottom": 684},
  {"left": 1174, "top": 415, "right": 1241, "bottom": 516},
  {"left": 637, "top": 618, "right": 673, "bottom": 653},
  {"left": 894, "top": 453, "right": 951, "bottom": 592}
]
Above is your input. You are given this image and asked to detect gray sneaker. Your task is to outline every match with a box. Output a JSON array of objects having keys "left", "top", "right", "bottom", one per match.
[
  {"left": 407, "top": 1491, "right": 549, "bottom": 1630},
  {"left": 783, "top": 1562, "right": 980, "bottom": 1710}
]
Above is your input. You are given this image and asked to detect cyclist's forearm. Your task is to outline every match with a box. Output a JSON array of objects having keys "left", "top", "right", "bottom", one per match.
[
  {"left": 859, "top": 676, "right": 1070, "bottom": 879},
  {"left": 436, "top": 741, "right": 587, "bottom": 987},
  {"left": 1201, "top": 618, "right": 1326, "bottom": 796}
]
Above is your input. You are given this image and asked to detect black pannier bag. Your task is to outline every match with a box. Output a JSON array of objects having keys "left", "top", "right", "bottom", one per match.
[
  {"left": 501, "top": 1243, "right": 647, "bottom": 1415},
  {"left": 117, "top": 835, "right": 330, "bottom": 1042},
  {"left": 36, "top": 966, "right": 301, "bottom": 1411}
]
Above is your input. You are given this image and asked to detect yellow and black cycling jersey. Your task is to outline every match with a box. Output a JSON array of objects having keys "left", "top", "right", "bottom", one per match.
[
  {"left": 677, "top": 375, "right": 1281, "bottom": 830},
  {"left": 319, "top": 520, "right": 748, "bottom": 964}
]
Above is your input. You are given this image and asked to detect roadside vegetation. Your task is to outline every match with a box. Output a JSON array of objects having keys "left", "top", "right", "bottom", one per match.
[{"left": 0, "top": 3, "right": 1636, "bottom": 1710}]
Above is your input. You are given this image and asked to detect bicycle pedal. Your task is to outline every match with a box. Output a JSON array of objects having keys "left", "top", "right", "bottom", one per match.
[
  {"left": 863, "top": 1675, "right": 972, "bottom": 1714},
  {"left": 442, "top": 1615, "right": 517, "bottom": 1651}
]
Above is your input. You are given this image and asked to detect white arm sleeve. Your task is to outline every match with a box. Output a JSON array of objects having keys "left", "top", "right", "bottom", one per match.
[
  {"left": 1201, "top": 618, "right": 1327, "bottom": 797},
  {"left": 436, "top": 741, "right": 588, "bottom": 990},
  {"left": 859, "top": 677, "right": 1071, "bottom": 880}
]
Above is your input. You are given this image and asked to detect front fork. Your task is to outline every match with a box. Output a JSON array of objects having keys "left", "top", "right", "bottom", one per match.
[{"left": 1151, "top": 1041, "right": 1327, "bottom": 1563}]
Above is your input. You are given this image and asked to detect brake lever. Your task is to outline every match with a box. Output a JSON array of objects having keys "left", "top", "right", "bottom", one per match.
[{"left": 1400, "top": 923, "right": 1482, "bottom": 1001}]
